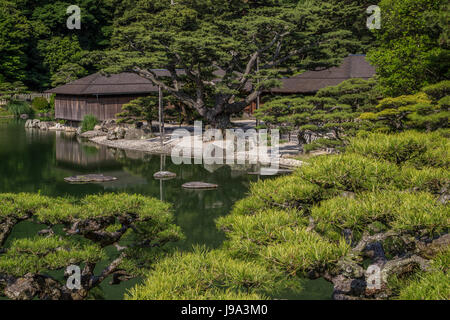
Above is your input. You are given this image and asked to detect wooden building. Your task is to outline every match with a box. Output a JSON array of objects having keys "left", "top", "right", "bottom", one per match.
[
  {"left": 47, "top": 55, "right": 375, "bottom": 121},
  {"left": 46, "top": 72, "right": 162, "bottom": 122}
]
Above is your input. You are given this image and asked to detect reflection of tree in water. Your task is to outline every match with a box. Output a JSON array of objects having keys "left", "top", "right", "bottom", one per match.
[{"left": 113, "top": 151, "right": 261, "bottom": 250}]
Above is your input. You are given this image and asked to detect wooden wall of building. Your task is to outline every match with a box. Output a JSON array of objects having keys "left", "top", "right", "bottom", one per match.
[{"left": 55, "top": 94, "right": 142, "bottom": 122}]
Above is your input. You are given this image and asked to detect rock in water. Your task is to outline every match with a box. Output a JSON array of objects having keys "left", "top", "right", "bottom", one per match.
[
  {"left": 153, "top": 171, "right": 177, "bottom": 180},
  {"left": 64, "top": 174, "right": 117, "bottom": 184},
  {"left": 182, "top": 182, "right": 219, "bottom": 189}
]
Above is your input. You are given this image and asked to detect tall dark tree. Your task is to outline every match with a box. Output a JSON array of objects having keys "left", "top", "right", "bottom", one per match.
[{"left": 104, "top": 0, "right": 360, "bottom": 128}]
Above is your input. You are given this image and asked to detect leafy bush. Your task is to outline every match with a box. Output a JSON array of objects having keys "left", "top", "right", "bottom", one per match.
[
  {"left": 81, "top": 114, "right": 98, "bottom": 133},
  {"left": 348, "top": 131, "right": 449, "bottom": 168},
  {"left": 396, "top": 248, "right": 450, "bottom": 300},
  {"left": 422, "top": 80, "right": 450, "bottom": 101},
  {"left": 299, "top": 153, "right": 400, "bottom": 192},
  {"left": 0, "top": 193, "right": 182, "bottom": 300},
  {"left": 31, "top": 97, "right": 50, "bottom": 113},
  {"left": 360, "top": 87, "right": 449, "bottom": 132},
  {"left": 125, "top": 130, "right": 448, "bottom": 300},
  {"left": 312, "top": 191, "right": 448, "bottom": 239},
  {"left": 116, "top": 96, "right": 158, "bottom": 125},
  {"left": 255, "top": 79, "right": 378, "bottom": 151},
  {"left": 125, "top": 247, "right": 285, "bottom": 300}
]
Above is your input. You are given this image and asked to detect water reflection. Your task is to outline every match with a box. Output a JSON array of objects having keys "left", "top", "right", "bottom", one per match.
[{"left": 0, "top": 120, "right": 333, "bottom": 300}]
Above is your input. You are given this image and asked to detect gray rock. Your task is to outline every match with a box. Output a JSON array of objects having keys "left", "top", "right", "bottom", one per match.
[
  {"left": 107, "top": 130, "right": 118, "bottom": 140},
  {"left": 64, "top": 174, "right": 118, "bottom": 184},
  {"left": 124, "top": 127, "right": 153, "bottom": 140},
  {"left": 79, "top": 130, "right": 107, "bottom": 139},
  {"left": 153, "top": 171, "right": 177, "bottom": 179},
  {"left": 182, "top": 182, "right": 219, "bottom": 189},
  {"left": 117, "top": 127, "right": 126, "bottom": 140}
]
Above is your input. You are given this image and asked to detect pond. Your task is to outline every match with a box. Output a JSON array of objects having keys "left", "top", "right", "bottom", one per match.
[{"left": 0, "top": 119, "right": 332, "bottom": 300}]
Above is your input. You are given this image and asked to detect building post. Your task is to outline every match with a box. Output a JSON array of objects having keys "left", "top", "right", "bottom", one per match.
[
  {"left": 159, "top": 85, "right": 164, "bottom": 148},
  {"left": 256, "top": 57, "right": 260, "bottom": 127}
]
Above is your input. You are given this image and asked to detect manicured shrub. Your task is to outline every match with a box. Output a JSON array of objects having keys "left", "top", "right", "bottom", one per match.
[
  {"left": 81, "top": 114, "right": 98, "bottom": 133},
  {"left": 422, "top": 80, "right": 450, "bottom": 101},
  {"left": 241, "top": 175, "right": 326, "bottom": 212},
  {"left": 124, "top": 131, "right": 449, "bottom": 300},
  {"left": 396, "top": 248, "right": 450, "bottom": 300},
  {"left": 218, "top": 208, "right": 349, "bottom": 276},
  {"left": 311, "top": 191, "right": 448, "bottom": 238},
  {"left": 31, "top": 97, "right": 50, "bottom": 113},
  {"left": 298, "top": 153, "right": 399, "bottom": 192},
  {"left": 125, "top": 248, "right": 284, "bottom": 300},
  {"left": 0, "top": 237, "right": 105, "bottom": 277},
  {"left": 0, "top": 193, "right": 182, "bottom": 300},
  {"left": 348, "top": 131, "right": 449, "bottom": 168}
]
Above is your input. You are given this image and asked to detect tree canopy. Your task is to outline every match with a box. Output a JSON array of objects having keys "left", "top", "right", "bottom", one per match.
[
  {"left": 102, "top": 0, "right": 363, "bottom": 127},
  {"left": 0, "top": 193, "right": 182, "bottom": 300},
  {"left": 368, "top": 0, "right": 450, "bottom": 96}
]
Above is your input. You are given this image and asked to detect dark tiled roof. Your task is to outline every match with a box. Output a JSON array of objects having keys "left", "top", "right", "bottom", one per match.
[
  {"left": 269, "top": 55, "right": 376, "bottom": 94},
  {"left": 46, "top": 72, "right": 168, "bottom": 95},
  {"left": 46, "top": 55, "right": 375, "bottom": 96}
]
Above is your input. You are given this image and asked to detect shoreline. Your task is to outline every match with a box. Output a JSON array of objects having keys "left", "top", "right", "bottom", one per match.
[{"left": 89, "top": 136, "right": 305, "bottom": 169}]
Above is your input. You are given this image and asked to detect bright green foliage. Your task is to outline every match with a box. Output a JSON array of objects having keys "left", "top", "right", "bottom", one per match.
[
  {"left": 116, "top": 96, "right": 158, "bottom": 125},
  {"left": 367, "top": 0, "right": 449, "bottom": 96},
  {"left": 255, "top": 78, "right": 378, "bottom": 151},
  {"left": 0, "top": 237, "right": 105, "bottom": 277},
  {"left": 312, "top": 191, "right": 449, "bottom": 238},
  {"left": 0, "top": 192, "right": 182, "bottom": 300},
  {"left": 360, "top": 82, "right": 449, "bottom": 132},
  {"left": 126, "top": 247, "right": 284, "bottom": 300},
  {"left": 129, "top": 131, "right": 449, "bottom": 300},
  {"left": 81, "top": 114, "right": 98, "bottom": 133},
  {"left": 422, "top": 81, "right": 450, "bottom": 102},
  {"left": 299, "top": 153, "right": 399, "bottom": 192},
  {"left": 348, "top": 131, "right": 449, "bottom": 168},
  {"left": 218, "top": 209, "right": 349, "bottom": 276},
  {"left": 396, "top": 248, "right": 450, "bottom": 300},
  {"left": 244, "top": 175, "right": 324, "bottom": 210},
  {"left": 31, "top": 97, "right": 50, "bottom": 113}
]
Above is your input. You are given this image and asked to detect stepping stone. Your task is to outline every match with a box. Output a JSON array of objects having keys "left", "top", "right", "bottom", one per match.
[
  {"left": 64, "top": 174, "right": 117, "bottom": 184},
  {"left": 153, "top": 171, "right": 177, "bottom": 179},
  {"left": 182, "top": 182, "right": 219, "bottom": 189},
  {"left": 248, "top": 168, "right": 293, "bottom": 176}
]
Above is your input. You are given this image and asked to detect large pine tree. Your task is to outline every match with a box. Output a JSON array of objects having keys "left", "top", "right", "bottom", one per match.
[{"left": 104, "top": 0, "right": 361, "bottom": 128}]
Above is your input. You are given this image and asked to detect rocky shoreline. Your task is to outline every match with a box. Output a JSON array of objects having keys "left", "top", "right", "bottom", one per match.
[{"left": 25, "top": 119, "right": 305, "bottom": 168}]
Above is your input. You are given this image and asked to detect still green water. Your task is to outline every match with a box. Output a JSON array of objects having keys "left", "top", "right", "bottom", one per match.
[{"left": 0, "top": 119, "right": 332, "bottom": 300}]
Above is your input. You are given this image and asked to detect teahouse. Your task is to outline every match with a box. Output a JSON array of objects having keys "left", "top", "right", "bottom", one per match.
[{"left": 47, "top": 55, "right": 375, "bottom": 121}]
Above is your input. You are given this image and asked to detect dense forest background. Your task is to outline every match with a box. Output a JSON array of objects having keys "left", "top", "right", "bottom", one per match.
[{"left": 0, "top": 0, "right": 448, "bottom": 96}]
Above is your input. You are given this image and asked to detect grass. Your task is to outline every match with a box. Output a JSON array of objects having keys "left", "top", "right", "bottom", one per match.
[
  {"left": 0, "top": 106, "right": 13, "bottom": 118},
  {"left": 81, "top": 114, "right": 98, "bottom": 133},
  {"left": 4, "top": 100, "right": 33, "bottom": 117}
]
